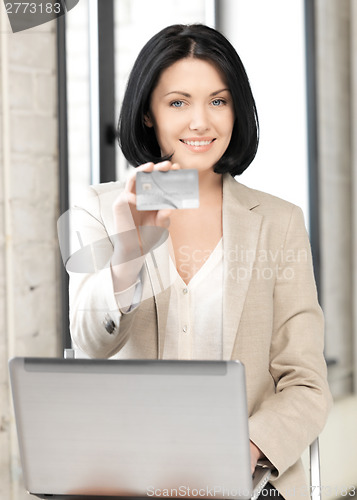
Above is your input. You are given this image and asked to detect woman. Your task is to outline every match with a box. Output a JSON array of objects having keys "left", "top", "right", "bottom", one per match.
[{"left": 68, "top": 24, "right": 332, "bottom": 500}]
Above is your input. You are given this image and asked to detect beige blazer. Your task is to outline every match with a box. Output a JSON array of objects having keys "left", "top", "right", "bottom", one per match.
[{"left": 68, "top": 173, "right": 332, "bottom": 500}]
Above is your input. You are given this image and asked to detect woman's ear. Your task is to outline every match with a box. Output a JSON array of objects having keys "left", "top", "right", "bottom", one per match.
[{"left": 143, "top": 112, "right": 154, "bottom": 128}]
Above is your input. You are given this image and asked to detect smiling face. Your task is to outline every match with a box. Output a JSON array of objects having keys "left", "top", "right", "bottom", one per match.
[{"left": 144, "top": 57, "right": 235, "bottom": 174}]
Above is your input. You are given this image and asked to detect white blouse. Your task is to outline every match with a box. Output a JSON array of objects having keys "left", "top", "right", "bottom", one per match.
[
  {"left": 114, "top": 238, "right": 224, "bottom": 360},
  {"left": 162, "top": 238, "right": 223, "bottom": 360}
]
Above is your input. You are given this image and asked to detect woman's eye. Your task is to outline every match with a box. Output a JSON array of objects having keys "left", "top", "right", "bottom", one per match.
[
  {"left": 211, "top": 98, "right": 226, "bottom": 106},
  {"left": 170, "top": 100, "right": 184, "bottom": 108}
]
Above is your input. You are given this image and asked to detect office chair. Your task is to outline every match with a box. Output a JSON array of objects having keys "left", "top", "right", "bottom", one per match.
[
  {"left": 310, "top": 437, "right": 321, "bottom": 500},
  {"left": 64, "top": 348, "right": 322, "bottom": 500}
]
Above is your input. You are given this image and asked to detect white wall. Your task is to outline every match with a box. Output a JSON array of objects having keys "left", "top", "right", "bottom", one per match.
[
  {"left": 0, "top": 8, "right": 60, "bottom": 500},
  {"left": 218, "top": 0, "right": 309, "bottom": 224}
]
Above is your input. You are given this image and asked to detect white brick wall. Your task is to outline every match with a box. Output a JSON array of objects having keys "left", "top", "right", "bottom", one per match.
[{"left": 0, "top": 12, "right": 60, "bottom": 500}]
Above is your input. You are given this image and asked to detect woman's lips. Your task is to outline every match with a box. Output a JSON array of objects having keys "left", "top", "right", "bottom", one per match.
[{"left": 180, "top": 138, "right": 216, "bottom": 152}]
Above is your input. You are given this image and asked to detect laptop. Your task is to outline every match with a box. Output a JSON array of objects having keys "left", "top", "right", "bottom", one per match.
[{"left": 9, "top": 358, "right": 271, "bottom": 500}]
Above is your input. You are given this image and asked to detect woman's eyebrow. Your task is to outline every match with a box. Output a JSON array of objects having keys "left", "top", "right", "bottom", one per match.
[
  {"left": 210, "top": 88, "right": 230, "bottom": 96},
  {"left": 164, "top": 88, "right": 230, "bottom": 97}
]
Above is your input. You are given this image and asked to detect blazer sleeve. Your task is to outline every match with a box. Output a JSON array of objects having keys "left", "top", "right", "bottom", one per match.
[
  {"left": 66, "top": 186, "right": 144, "bottom": 358},
  {"left": 248, "top": 205, "right": 333, "bottom": 478}
]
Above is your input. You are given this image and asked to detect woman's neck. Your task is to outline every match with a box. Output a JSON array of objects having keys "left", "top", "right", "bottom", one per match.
[{"left": 197, "top": 170, "right": 223, "bottom": 207}]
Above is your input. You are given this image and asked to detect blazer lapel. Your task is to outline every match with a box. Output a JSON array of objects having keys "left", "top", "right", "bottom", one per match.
[{"left": 222, "top": 174, "right": 262, "bottom": 360}]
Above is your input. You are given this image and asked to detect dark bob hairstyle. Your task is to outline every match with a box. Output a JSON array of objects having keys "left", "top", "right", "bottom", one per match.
[{"left": 118, "top": 24, "right": 259, "bottom": 176}]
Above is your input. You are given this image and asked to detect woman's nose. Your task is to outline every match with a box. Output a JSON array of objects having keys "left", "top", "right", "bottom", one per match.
[{"left": 189, "top": 106, "right": 210, "bottom": 132}]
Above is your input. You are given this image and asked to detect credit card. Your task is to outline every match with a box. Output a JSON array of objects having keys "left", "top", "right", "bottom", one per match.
[{"left": 136, "top": 169, "right": 199, "bottom": 211}]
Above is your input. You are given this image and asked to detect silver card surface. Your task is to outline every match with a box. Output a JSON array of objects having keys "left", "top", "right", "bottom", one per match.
[{"left": 136, "top": 169, "right": 199, "bottom": 210}]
